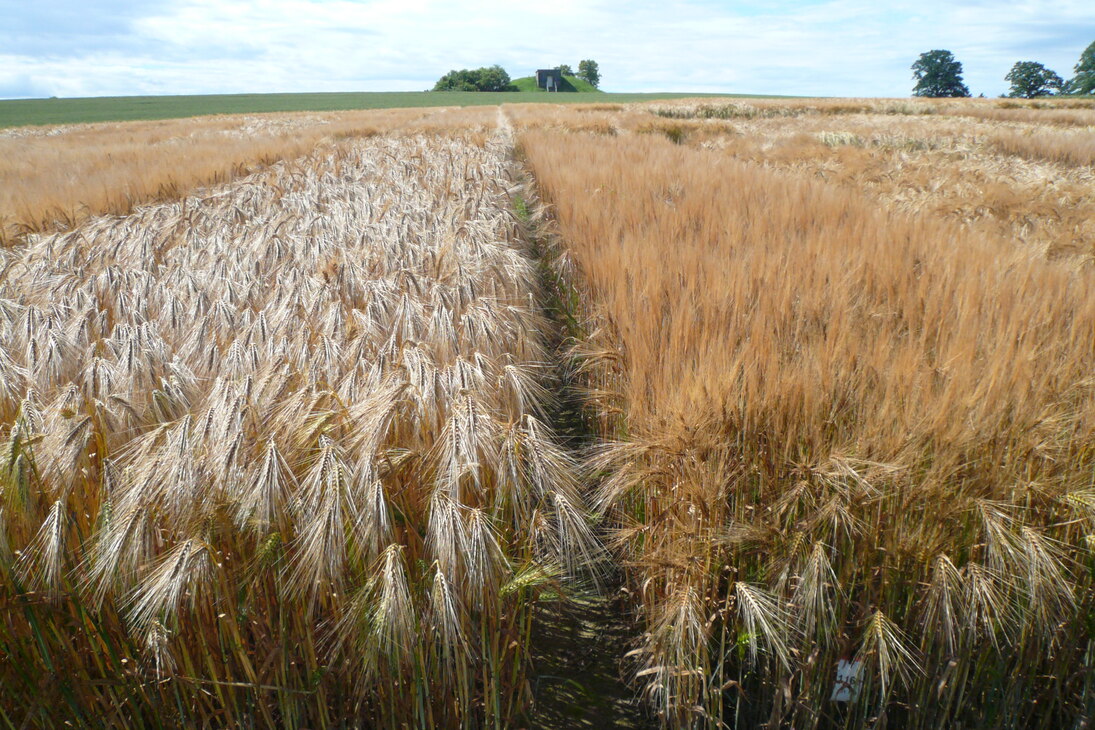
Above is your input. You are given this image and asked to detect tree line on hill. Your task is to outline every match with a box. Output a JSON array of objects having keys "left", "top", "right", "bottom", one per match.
[
  {"left": 433, "top": 65, "right": 514, "bottom": 92},
  {"left": 432, "top": 61, "right": 600, "bottom": 92},
  {"left": 912, "top": 41, "right": 1095, "bottom": 98}
]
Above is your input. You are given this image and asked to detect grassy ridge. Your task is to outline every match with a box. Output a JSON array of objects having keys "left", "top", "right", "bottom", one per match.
[
  {"left": 0, "top": 90, "right": 725, "bottom": 128},
  {"left": 510, "top": 75, "right": 600, "bottom": 93}
]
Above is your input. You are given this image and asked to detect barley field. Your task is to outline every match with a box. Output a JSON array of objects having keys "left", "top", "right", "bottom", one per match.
[
  {"left": 515, "top": 98, "right": 1095, "bottom": 728},
  {"left": 0, "top": 106, "right": 465, "bottom": 246},
  {"left": 2, "top": 98, "right": 1094, "bottom": 728},
  {"left": 0, "top": 111, "right": 602, "bottom": 727}
]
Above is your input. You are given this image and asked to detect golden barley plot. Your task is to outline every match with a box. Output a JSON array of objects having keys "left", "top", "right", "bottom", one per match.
[
  {"left": 519, "top": 127, "right": 1095, "bottom": 729},
  {"left": 506, "top": 98, "right": 1095, "bottom": 262},
  {"left": 632, "top": 98, "right": 1095, "bottom": 261},
  {"left": 0, "top": 129, "right": 598, "bottom": 727}
]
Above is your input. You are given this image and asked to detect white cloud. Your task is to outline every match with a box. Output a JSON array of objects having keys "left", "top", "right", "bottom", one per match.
[{"left": 1, "top": 0, "right": 1092, "bottom": 98}]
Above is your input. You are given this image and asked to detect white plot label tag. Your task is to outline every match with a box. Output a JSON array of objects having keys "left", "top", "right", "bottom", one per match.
[{"left": 830, "top": 659, "right": 863, "bottom": 702}]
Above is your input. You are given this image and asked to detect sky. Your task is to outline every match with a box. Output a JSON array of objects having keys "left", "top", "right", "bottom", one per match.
[{"left": 1, "top": 0, "right": 1093, "bottom": 99}]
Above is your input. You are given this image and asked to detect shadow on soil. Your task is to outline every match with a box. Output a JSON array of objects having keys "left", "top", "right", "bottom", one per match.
[
  {"left": 527, "top": 592, "right": 657, "bottom": 730},
  {"left": 512, "top": 182, "right": 657, "bottom": 730}
]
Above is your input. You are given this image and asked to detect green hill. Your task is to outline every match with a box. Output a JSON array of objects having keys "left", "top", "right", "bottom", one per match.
[{"left": 511, "top": 75, "right": 601, "bottom": 93}]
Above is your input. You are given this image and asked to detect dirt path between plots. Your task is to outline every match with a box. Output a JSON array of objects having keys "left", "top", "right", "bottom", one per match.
[{"left": 501, "top": 106, "right": 653, "bottom": 727}]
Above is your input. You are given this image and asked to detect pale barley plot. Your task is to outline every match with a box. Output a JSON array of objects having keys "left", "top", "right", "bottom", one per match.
[
  {"left": 0, "top": 107, "right": 433, "bottom": 246},
  {"left": 0, "top": 130, "right": 599, "bottom": 727}
]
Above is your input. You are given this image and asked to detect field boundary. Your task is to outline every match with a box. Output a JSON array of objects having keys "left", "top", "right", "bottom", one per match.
[{"left": 0, "top": 91, "right": 776, "bottom": 129}]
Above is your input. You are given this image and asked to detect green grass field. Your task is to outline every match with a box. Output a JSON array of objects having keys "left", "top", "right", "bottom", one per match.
[{"left": 0, "top": 90, "right": 745, "bottom": 128}]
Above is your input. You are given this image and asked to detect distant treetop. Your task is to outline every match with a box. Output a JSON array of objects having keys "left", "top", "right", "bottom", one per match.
[
  {"left": 1070, "top": 40, "right": 1095, "bottom": 94},
  {"left": 578, "top": 59, "right": 601, "bottom": 89},
  {"left": 1006, "top": 61, "right": 1065, "bottom": 98},
  {"left": 433, "top": 65, "right": 513, "bottom": 92},
  {"left": 911, "top": 50, "right": 971, "bottom": 98}
]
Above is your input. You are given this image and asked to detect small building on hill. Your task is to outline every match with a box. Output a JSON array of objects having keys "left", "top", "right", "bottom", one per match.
[{"left": 535, "top": 69, "right": 563, "bottom": 91}]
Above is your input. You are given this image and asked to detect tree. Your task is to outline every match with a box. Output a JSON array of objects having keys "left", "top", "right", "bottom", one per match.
[
  {"left": 557, "top": 64, "right": 574, "bottom": 76},
  {"left": 433, "top": 69, "right": 478, "bottom": 91},
  {"left": 1069, "top": 40, "right": 1095, "bottom": 94},
  {"left": 475, "top": 64, "right": 513, "bottom": 92},
  {"left": 911, "top": 50, "right": 970, "bottom": 97},
  {"left": 1005, "top": 61, "right": 1064, "bottom": 98},
  {"left": 577, "top": 59, "right": 601, "bottom": 88},
  {"left": 432, "top": 65, "right": 513, "bottom": 92}
]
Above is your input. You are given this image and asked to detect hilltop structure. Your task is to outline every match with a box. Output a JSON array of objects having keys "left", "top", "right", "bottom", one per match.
[{"left": 535, "top": 69, "right": 563, "bottom": 91}]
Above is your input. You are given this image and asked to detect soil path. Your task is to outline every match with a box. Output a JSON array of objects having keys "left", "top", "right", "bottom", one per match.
[{"left": 502, "top": 107, "right": 656, "bottom": 729}]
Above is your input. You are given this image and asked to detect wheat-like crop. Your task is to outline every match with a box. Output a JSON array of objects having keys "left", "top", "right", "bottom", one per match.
[
  {"left": 0, "top": 124, "right": 599, "bottom": 727},
  {"left": 519, "top": 126, "right": 1095, "bottom": 728},
  {"left": 609, "top": 99, "right": 1095, "bottom": 262},
  {"left": 5, "top": 96, "right": 1093, "bottom": 728},
  {"left": 0, "top": 107, "right": 454, "bottom": 246}
]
